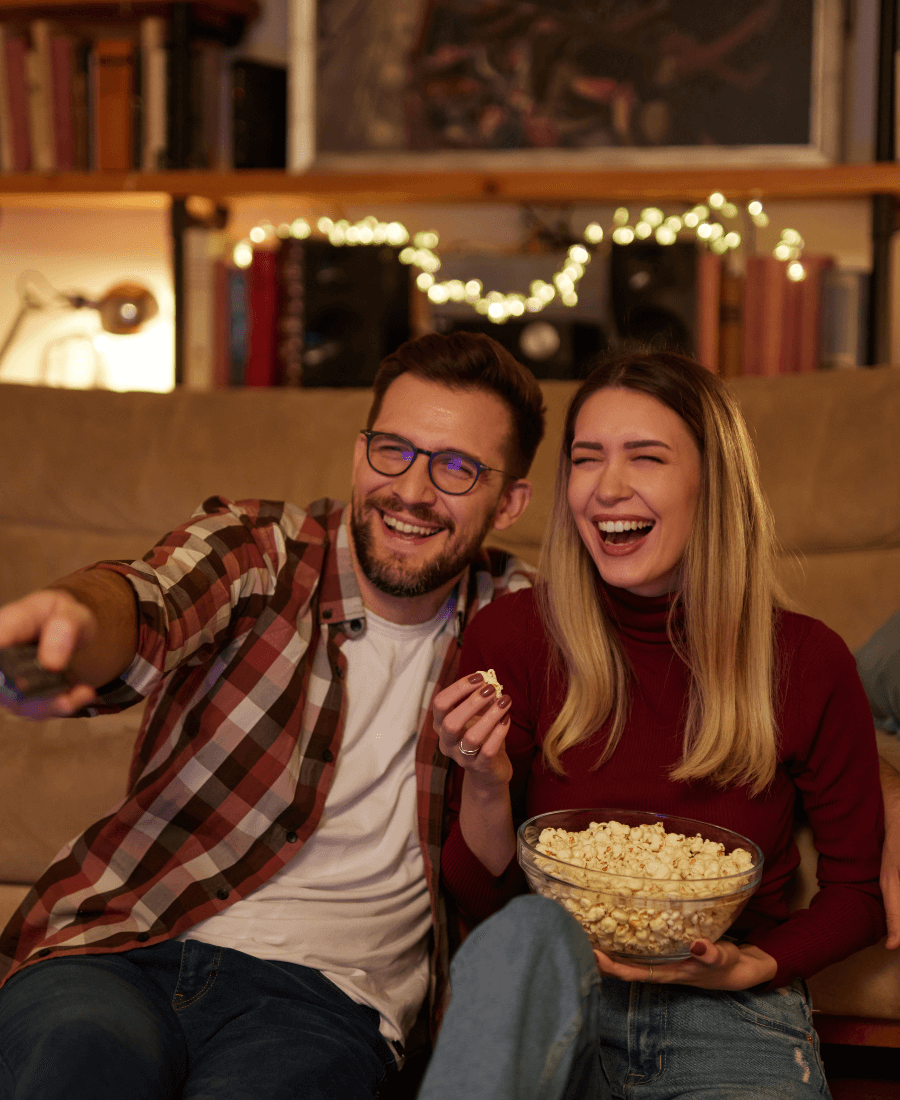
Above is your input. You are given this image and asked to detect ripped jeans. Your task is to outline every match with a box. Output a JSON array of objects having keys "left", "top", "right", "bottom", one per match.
[{"left": 418, "top": 896, "right": 831, "bottom": 1100}]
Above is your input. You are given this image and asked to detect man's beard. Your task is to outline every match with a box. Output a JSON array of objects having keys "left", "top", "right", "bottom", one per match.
[{"left": 350, "top": 491, "right": 496, "bottom": 599}]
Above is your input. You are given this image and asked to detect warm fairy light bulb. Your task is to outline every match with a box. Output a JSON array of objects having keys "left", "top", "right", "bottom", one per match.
[
  {"left": 665, "top": 216, "right": 682, "bottom": 232},
  {"left": 385, "top": 222, "right": 409, "bottom": 245},
  {"left": 277, "top": 223, "right": 292, "bottom": 239},
  {"left": 752, "top": 212, "right": 770, "bottom": 227},
  {"left": 697, "top": 223, "right": 713, "bottom": 239},
  {"left": 724, "top": 232, "right": 741, "bottom": 249},
  {"left": 748, "top": 200, "right": 763, "bottom": 216},
  {"left": 584, "top": 223, "right": 604, "bottom": 243},
  {"left": 774, "top": 243, "right": 791, "bottom": 261},
  {"left": 399, "top": 248, "right": 416, "bottom": 264},
  {"left": 655, "top": 226, "right": 677, "bottom": 245},
  {"left": 612, "top": 227, "right": 635, "bottom": 245},
  {"left": 613, "top": 207, "right": 630, "bottom": 225},
  {"left": 249, "top": 226, "right": 266, "bottom": 244},
  {"left": 787, "top": 262, "right": 807, "bottom": 282},
  {"left": 526, "top": 297, "right": 543, "bottom": 312},
  {"left": 641, "top": 207, "right": 664, "bottom": 227},
  {"left": 635, "top": 222, "right": 652, "bottom": 239},
  {"left": 416, "top": 272, "right": 435, "bottom": 290},
  {"left": 721, "top": 203, "right": 738, "bottom": 219},
  {"left": 475, "top": 300, "right": 490, "bottom": 315},
  {"left": 465, "top": 280, "right": 483, "bottom": 298},
  {"left": 710, "top": 238, "right": 728, "bottom": 255},
  {"left": 233, "top": 241, "right": 253, "bottom": 268},
  {"left": 782, "top": 229, "right": 803, "bottom": 246},
  {"left": 683, "top": 212, "right": 700, "bottom": 228},
  {"left": 708, "top": 192, "right": 725, "bottom": 209},
  {"left": 427, "top": 284, "right": 450, "bottom": 303},
  {"left": 291, "top": 218, "right": 311, "bottom": 238},
  {"left": 568, "top": 244, "right": 589, "bottom": 263}
]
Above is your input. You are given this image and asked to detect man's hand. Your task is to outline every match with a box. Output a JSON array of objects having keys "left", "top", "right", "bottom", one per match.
[
  {"left": 879, "top": 755, "right": 900, "bottom": 948},
  {"left": 0, "top": 589, "right": 99, "bottom": 716}
]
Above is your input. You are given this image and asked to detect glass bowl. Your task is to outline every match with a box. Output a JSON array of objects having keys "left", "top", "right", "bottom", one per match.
[{"left": 517, "top": 808, "right": 764, "bottom": 963}]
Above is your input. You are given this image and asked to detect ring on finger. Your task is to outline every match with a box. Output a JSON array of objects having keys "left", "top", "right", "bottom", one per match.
[
  {"left": 458, "top": 740, "right": 480, "bottom": 757},
  {"left": 646, "top": 964, "right": 654, "bottom": 983}
]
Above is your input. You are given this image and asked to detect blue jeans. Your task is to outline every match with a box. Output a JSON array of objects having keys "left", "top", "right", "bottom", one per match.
[
  {"left": 0, "top": 939, "right": 397, "bottom": 1100},
  {"left": 418, "top": 896, "right": 832, "bottom": 1100}
]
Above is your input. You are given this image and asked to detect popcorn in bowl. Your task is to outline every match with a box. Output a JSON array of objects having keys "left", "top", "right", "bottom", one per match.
[{"left": 517, "top": 809, "right": 764, "bottom": 962}]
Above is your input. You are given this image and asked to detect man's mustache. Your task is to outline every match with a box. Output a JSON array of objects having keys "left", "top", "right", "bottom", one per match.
[{"left": 365, "top": 492, "right": 454, "bottom": 533}]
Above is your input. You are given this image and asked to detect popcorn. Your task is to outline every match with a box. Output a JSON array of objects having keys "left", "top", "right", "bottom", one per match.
[
  {"left": 523, "top": 818, "right": 758, "bottom": 959},
  {"left": 478, "top": 669, "right": 503, "bottom": 698}
]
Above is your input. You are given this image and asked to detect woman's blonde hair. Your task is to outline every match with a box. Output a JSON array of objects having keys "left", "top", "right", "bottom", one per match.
[{"left": 537, "top": 351, "right": 786, "bottom": 795}]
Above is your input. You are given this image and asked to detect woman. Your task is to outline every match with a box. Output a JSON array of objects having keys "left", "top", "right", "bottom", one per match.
[{"left": 417, "top": 352, "right": 885, "bottom": 1100}]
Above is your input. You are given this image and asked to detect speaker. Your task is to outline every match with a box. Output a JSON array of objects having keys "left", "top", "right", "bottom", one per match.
[
  {"left": 609, "top": 241, "right": 698, "bottom": 355},
  {"left": 298, "top": 241, "right": 411, "bottom": 387},
  {"left": 436, "top": 316, "right": 607, "bottom": 380}
]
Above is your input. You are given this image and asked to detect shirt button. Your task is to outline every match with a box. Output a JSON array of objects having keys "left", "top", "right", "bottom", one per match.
[
  {"left": 322, "top": 748, "right": 334, "bottom": 763},
  {"left": 136, "top": 932, "right": 150, "bottom": 942},
  {"left": 38, "top": 948, "right": 52, "bottom": 957},
  {"left": 335, "top": 666, "right": 343, "bottom": 679},
  {"left": 286, "top": 830, "right": 298, "bottom": 843},
  {"left": 350, "top": 619, "right": 362, "bottom": 631},
  {"left": 216, "top": 888, "right": 230, "bottom": 900},
  {"left": 322, "top": 609, "right": 333, "bottom": 620}
]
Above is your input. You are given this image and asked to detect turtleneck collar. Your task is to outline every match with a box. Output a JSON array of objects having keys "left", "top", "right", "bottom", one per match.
[{"left": 599, "top": 579, "right": 683, "bottom": 645}]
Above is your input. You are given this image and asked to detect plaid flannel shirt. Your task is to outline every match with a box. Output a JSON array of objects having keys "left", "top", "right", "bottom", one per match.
[{"left": 0, "top": 497, "right": 534, "bottom": 1030}]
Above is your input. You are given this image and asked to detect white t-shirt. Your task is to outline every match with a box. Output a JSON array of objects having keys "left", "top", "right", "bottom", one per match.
[{"left": 180, "top": 607, "right": 448, "bottom": 1046}]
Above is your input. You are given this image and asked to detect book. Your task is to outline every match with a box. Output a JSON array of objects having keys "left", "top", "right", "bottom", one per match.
[
  {"left": 4, "top": 35, "right": 32, "bottom": 171},
  {"left": 694, "top": 250, "right": 721, "bottom": 372},
  {"left": 71, "top": 40, "right": 91, "bottom": 169},
  {"left": 50, "top": 33, "right": 75, "bottom": 170},
  {"left": 0, "top": 24, "right": 12, "bottom": 171},
  {"left": 742, "top": 256, "right": 787, "bottom": 376},
  {"left": 192, "top": 40, "right": 228, "bottom": 170},
  {"left": 227, "top": 267, "right": 250, "bottom": 386},
  {"left": 246, "top": 249, "right": 278, "bottom": 386},
  {"left": 717, "top": 270, "right": 744, "bottom": 378},
  {"left": 26, "top": 21, "right": 55, "bottom": 171},
  {"left": 182, "top": 227, "right": 227, "bottom": 390},
  {"left": 783, "top": 255, "right": 834, "bottom": 373},
  {"left": 232, "top": 59, "right": 287, "bottom": 169},
  {"left": 140, "top": 17, "right": 168, "bottom": 170},
  {"left": 277, "top": 238, "right": 304, "bottom": 386},
  {"left": 212, "top": 257, "right": 231, "bottom": 388},
  {"left": 822, "top": 268, "right": 870, "bottom": 368},
  {"left": 92, "top": 38, "right": 135, "bottom": 172}
]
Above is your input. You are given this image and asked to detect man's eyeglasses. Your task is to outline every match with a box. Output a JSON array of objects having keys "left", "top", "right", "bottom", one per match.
[{"left": 360, "top": 431, "right": 513, "bottom": 495}]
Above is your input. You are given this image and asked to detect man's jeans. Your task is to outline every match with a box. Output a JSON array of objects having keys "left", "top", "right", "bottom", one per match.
[
  {"left": 417, "top": 895, "right": 832, "bottom": 1100},
  {"left": 0, "top": 939, "right": 397, "bottom": 1100}
]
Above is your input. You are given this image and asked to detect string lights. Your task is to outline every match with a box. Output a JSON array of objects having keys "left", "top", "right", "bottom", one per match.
[{"left": 233, "top": 194, "right": 808, "bottom": 323}]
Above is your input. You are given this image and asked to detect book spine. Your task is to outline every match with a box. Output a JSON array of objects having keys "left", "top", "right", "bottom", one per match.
[
  {"left": 717, "top": 270, "right": 744, "bottom": 378},
  {"left": 50, "top": 35, "right": 75, "bottom": 170},
  {"left": 794, "top": 256, "right": 834, "bottom": 372},
  {"left": 694, "top": 249, "right": 721, "bottom": 373},
  {"left": 246, "top": 249, "right": 278, "bottom": 386},
  {"left": 227, "top": 268, "right": 249, "bottom": 385},
  {"left": 277, "top": 238, "right": 305, "bottom": 386},
  {"left": 140, "top": 17, "right": 167, "bottom": 170},
  {"left": 28, "top": 20, "right": 55, "bottom": 171},
  {"left": 0, "top": 24, "right": 12, "bottom": 170},
  {"left": 4, "top": 37, "right": 31, "bottom": 170},
  {"left": 212, "top": 257, "right": 230, "bottom": 388},
  {"left": 182, "top": 227, "right": 225, "bottom": 391},
  {"left": 92, "top": 38, "right": 135, "bottom": 172}
]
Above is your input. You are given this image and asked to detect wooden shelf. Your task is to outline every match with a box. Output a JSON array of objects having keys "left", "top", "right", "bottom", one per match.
[
  {"left": 0, "top": 164, "right": 899, "bottom": 206},
  {"left": 0, "top": 0, "right": 259, "bottom": 17}
]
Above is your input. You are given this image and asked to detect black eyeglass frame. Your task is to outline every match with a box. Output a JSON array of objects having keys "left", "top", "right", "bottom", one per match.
[{"left": 360, "top": 430, "right": 516, "bottom": 496}]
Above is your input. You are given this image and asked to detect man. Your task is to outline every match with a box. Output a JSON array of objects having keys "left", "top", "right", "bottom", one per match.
[{"left": 0, "top": 331, "right": 545, "bottom": 1100}]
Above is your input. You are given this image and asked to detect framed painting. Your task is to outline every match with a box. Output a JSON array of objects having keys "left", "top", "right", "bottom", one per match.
[{"left": 289, "top": 0, "right": 842, "bottom": 172}]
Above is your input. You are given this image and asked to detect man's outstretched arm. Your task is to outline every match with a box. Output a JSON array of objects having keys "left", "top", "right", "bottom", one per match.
[
  {"left": 879, "top": 755, "right": 900, "bottom": 949},
  {"left": 0, "top": 570, "right": 138, "bottom": 716}
]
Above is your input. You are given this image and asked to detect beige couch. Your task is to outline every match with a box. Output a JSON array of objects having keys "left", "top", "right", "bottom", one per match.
[{"left": 1, "top": 367, "right": 899, "bottom": 1045}]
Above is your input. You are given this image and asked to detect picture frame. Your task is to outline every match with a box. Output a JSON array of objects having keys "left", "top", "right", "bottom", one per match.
[{"left": 289, "top": 0, "right": 843, "bottom": 174}]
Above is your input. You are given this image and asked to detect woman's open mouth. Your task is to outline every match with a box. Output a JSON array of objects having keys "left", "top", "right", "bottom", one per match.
[{"left": 596, "top": 519, "right": 655, "bottom": 546}]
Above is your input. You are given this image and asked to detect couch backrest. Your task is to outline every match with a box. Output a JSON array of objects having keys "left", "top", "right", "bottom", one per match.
[{"left": 2, "top": 365, "right": 899, "bottom": 650}]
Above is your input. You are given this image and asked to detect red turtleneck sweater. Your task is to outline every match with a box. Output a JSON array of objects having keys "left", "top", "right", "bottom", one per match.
[{"left": 442, "top": 584, "right": 885, "bottom": 987}]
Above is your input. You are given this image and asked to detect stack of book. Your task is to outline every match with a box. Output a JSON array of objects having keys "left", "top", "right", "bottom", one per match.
[{"left": 0, "top": 15, "right": 286, "bottom": 172}]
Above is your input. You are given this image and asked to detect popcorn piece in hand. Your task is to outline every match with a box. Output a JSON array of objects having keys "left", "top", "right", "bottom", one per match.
[{"left": 478, "top": 668, "right": 503, "bottom": 698}]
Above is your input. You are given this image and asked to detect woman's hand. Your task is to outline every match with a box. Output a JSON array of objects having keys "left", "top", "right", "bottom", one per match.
[
  {"left": 593, "top": 939, "right": 778, "bottom": 991},
  {"left": 434, "top": 672, "right": 513, "bottom": 789}
]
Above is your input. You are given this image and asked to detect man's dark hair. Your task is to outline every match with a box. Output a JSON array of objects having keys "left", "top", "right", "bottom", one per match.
[{"left": 367, "top": 331, "right": 546, "bottom": 478}]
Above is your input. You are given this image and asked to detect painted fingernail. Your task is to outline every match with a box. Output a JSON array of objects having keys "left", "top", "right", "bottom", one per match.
[
  {"left": 496, "top": 694, "right": 511, "bottom": 708},
  {"left": 501, "top": 713, "right": 511, "bottom": 725},
  {"left": 479, "top": 684, "right": 495, "bottom": 697},
  {"left": 690, "top": 941, "right": 706, "bottom": 957},
  {"left": 468, "top": 673, "right": 484, "bottom": 684}
]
